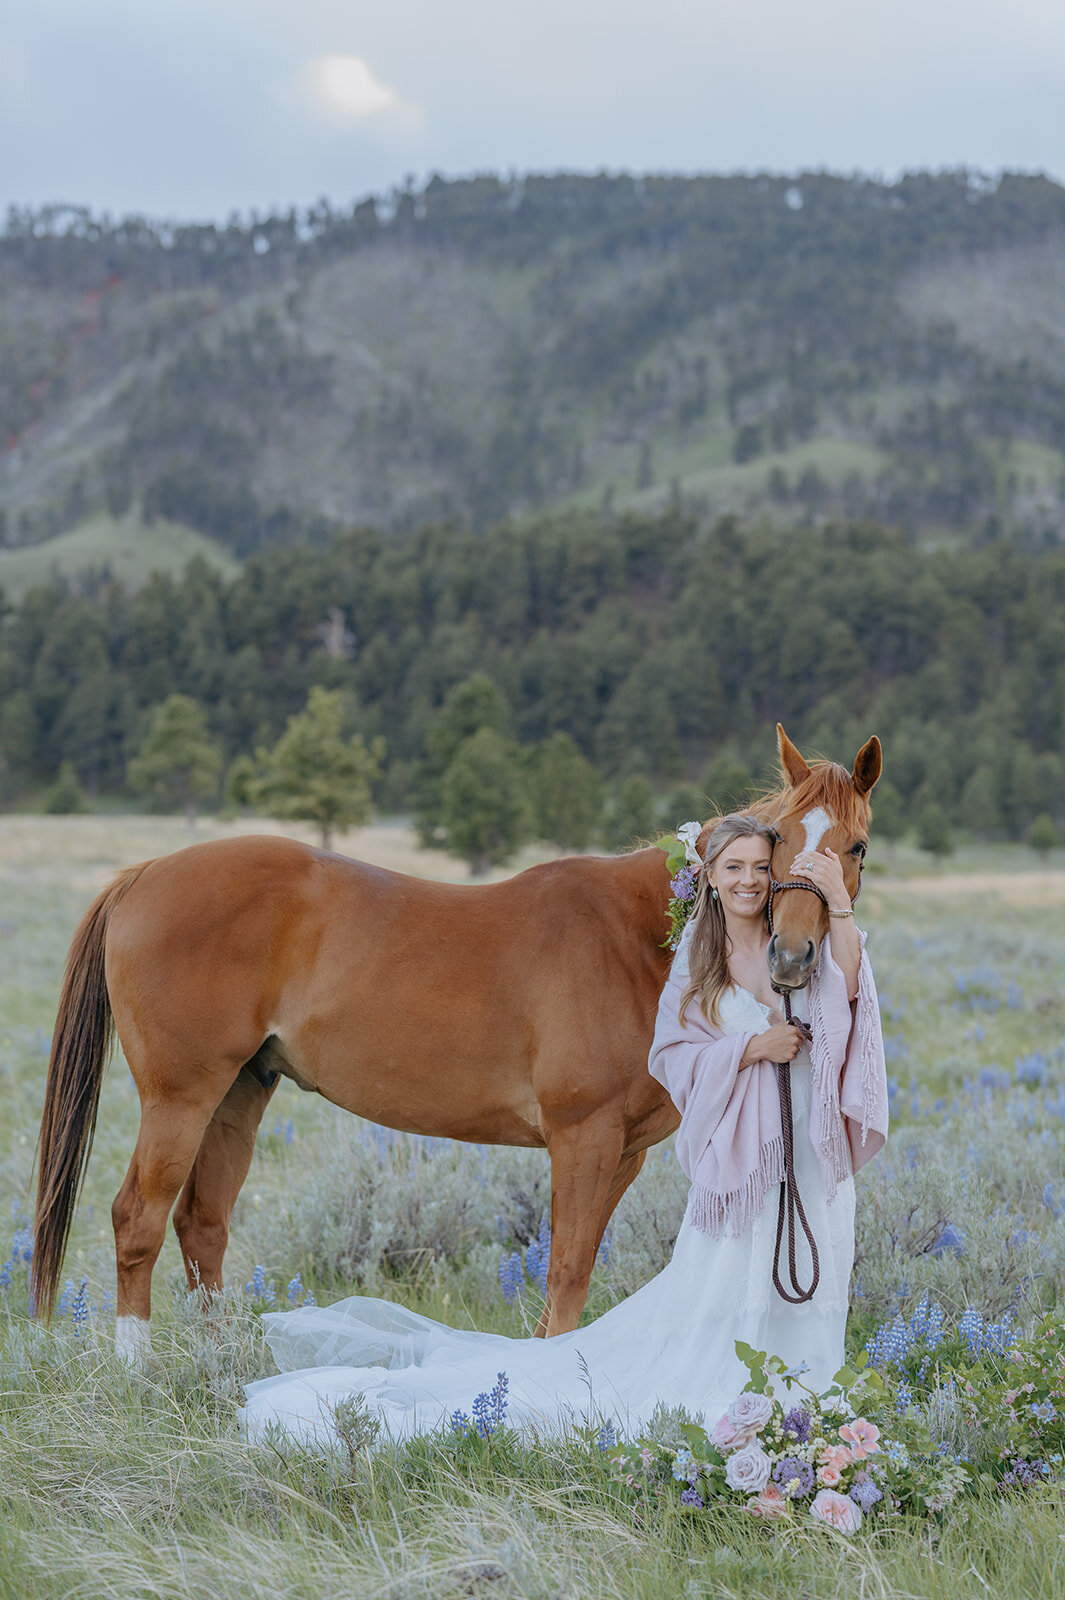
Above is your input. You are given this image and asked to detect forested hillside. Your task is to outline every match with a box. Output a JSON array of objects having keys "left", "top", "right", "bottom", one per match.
[
  {"left": 3, "top": 169, "right": 1065, "bottom": 553},
  {"left": 3, "top": 509, "right": 1064, "bottom": 844}
]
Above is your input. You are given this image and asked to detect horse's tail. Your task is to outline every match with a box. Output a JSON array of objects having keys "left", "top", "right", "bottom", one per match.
[{"left": 32, "top": 863, "right": 149, "bottom": 1319}]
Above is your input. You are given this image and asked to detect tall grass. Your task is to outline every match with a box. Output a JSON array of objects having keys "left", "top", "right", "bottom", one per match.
[{"left": 3, "top": 822, "right": 1065, "bottom": 1597}]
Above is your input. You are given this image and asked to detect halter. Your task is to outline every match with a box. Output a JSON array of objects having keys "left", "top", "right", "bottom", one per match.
[{"left": 762, "top": 836, "right": 863, "bottom": 1305}]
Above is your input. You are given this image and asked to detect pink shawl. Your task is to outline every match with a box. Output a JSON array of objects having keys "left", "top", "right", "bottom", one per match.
[{"left": 647, "top": 931, "right": 888, "bottom": 1238}]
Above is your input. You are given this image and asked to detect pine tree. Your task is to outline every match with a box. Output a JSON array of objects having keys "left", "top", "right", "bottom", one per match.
[
  {"left": 254, "top": 686, "right": 382, "bottom": 851},
  {"left": 439, "top": 726, "right": 528, "bottom": 875},
  {"left": 526, "top": 733, "right": 603, "bottom": 851},
  {"left": 127, "top": 695, "right": 223, "bottom": 822},
  {"left": 43, "top": 760, "right": 89, "bottom": 815}
]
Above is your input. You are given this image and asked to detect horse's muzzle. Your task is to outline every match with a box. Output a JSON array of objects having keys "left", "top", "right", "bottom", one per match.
[{"left": 767, "top": 932, "right": 817, "bottom": 991}]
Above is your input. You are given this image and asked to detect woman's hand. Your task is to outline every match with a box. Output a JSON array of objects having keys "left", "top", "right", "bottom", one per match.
[
  {"left": 741, "top": 1021, "right": 805, "bottom": 1068},
  {"left": 789, "top": 844, "right": 851, "bottom": 911}
]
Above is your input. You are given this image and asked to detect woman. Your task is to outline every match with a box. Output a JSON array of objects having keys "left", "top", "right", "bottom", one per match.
[{"left": 242, "top": 815, "right": 887, "bottom": 1446}]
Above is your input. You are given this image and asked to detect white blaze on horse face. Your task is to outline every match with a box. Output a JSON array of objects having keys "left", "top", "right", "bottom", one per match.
[
  {"left": 800, "top": 806, "right": 834, "bottom": 854},
  {"left": 115, "top": 1315, "right": 151, "bottom": 1365}
]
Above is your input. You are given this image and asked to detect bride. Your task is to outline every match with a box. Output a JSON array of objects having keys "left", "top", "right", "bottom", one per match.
[{"left": 242, "top": 814, "right": 888, "bottom": 1446}]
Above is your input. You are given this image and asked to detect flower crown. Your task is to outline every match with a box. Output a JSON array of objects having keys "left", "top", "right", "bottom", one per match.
[{"left": 656, "top": 820, "right": 703, "bottom": 950}]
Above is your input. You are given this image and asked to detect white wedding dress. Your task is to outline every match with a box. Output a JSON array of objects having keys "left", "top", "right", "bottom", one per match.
[{"left": 242, "top": 984, "right": 855, "bottom": 1447}]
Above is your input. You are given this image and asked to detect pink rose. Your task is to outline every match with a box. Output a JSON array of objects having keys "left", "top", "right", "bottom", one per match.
[
  {"left": 723, "top": 1392, "right": 774, "bottom": 1445},
  {"left": 724, "top": 1443, "right": 773, "bottom": 1494},
  {"left": 810, "top": 1488, "right": 862, "bottom": 1534},
  {"left": 839, "top": 1419, "right": 880, "bottom": 1461},
  {"left": 819, "top": 1444, "right": 852, "bottom": 1471},
  {"left": 817, "top": 1464, "right": 842, "bottom": 1487},
  {"left": 747, "top": 1482, "right": 790, "bottom": 1520},
  {"left": 711, "top": 1414, "right": 746, "bottom": 1452}
]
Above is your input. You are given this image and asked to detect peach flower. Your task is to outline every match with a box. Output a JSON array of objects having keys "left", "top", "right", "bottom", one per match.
[
  {"left": 838, "top": 1419, "right": 880, "bottom": 1461},
  {"left": 810, "top": 1488, "right": 862, "bottom": 1534},
  {"left": 747, "top": 1482, "right": 790, "bottom": 1520},
  {"left": 817, "top": 1464, "right": 842, "bottom": 1487}
]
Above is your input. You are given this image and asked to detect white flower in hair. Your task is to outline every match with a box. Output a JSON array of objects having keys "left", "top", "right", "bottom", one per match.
[{"left": 676, "top": 820, "right": 704, "bottom": 866}]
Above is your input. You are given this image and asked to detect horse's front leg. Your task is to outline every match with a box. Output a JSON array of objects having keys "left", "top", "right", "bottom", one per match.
[{"left": 538, "top": 1114, "right": 626, "bottom": 1337}]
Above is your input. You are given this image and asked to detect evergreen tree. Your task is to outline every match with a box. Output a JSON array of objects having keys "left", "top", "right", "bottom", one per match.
[
  {"left": 254, "top": 686, "right": 382, "bottom": 851},
  {"left": 870, "top": 779, "right": 906, "bottom": 853},
  {"left": 224, "top": 753, "right": 258, "bottom": 812},
  {"left": 603, "top": 774, "right": 657, "bottom": 853},
  {"left": 526, "top": 732, "right": 603, "bottom": 851},
  {"left": 127, "top": 694, "right": 223, "bottom": 822},
  {"left": 1027, "top": 812, "right": 1061, "bottom": 858},
  {"left": 916, "top": 802, "right": 953, "bottom": 858},
  {"left": 439, "top": 726, "right": 528, "bottom": 875},
  {"left": 43, "top": 760, "right": 89, "bottom": 814},
  {"left": 413, "top": 674, "right": 511, "bottom": 847},
  {"left": 700, "top": 747, "right": 755, "bottom": 818}
]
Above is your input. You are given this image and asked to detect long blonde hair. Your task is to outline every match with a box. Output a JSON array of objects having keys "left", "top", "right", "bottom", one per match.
[{"left": 679, "top": 814, "right": 779, "bottom": 1027}]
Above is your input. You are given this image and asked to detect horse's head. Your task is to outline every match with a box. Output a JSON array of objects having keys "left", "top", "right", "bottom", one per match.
[{"left": 765, "top": 724, "right": 882, "bottom": 992}]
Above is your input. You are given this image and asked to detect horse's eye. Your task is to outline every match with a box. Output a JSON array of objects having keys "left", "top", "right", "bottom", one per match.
[{"left": 850, "top": 842, "right": 867, "bottom": 857}]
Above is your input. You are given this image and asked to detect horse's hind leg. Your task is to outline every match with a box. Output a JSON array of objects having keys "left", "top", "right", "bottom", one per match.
[
  {"left": 111, "top": 1095, "right": 220, "bottom": 1361},
  {"left": 173, "top": 1066, "right": 277, "bottom": 1299},
  {"left": 538, "top": 1116, "right": 626, "bottom": 1338}
]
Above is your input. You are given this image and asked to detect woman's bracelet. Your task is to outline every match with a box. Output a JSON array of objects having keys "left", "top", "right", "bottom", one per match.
[{"left": 828, "top": 907, "right": 854, "bottom": 918}]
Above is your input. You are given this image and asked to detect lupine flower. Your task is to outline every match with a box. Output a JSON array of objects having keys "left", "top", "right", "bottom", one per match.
[
  {"left": 244, "top": 1265, "right": 277, "bottom": 1306},
  {"left": 596, "top": 1420, "right": 616, "bottom": 1453},
  {"left": 71, "top": 1278, "right": 90, "bottom": 1337},
  {"left": 471, "top": 1372, "right": 509, "bottom": 1439}
]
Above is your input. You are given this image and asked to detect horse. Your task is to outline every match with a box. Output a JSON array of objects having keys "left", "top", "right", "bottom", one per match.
[{"left": 32, "top": 724, "right": 880, "bottom": 1355}]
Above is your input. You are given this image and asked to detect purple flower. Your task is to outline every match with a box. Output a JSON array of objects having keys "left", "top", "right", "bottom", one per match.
[
  {"left": 849, "top": 1471, "right": 883, "bottom": 1511},
  {"left": 679, "top": 1488, "right": 704, "bottom": 1508},
  {"left": 773, "top": 1457, "right": 815, "bottom": 1498},
  {"left": 670, "top": 866, "right": 698, "bottom": 901},
  {"left": 782, "top": 1407, "right": 812, "bottom": 1443}
]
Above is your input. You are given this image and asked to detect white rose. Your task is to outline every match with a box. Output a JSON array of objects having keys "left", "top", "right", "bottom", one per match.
[
  {"left": 724, "top": 1443, "right": 772, "bottom": 1494},
  {"left": 676, "top": 820, "right": 704, "bottom": 866},
  {"left": 725, "top": 1391, "right": 774, "bottom": 1443}
]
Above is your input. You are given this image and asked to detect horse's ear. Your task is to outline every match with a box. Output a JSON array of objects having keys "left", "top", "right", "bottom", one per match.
[
  {"left": 852, "top": 735, "right": 882, "bottom": 797},
  {"left": 696, "top": 821, "right": 715, "bottom": 861},
  {"left": 777, "top": 723, "right": 810, "bottom": 788}
]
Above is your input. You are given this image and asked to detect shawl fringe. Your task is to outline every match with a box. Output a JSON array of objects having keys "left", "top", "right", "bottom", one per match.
[{"left": 687, "top": 1136, "right": 786, "bottom": 1239}]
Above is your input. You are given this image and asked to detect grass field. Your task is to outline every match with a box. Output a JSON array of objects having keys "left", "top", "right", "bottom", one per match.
[
  {"left": 2, "top": 817, "right": 1065, "bottom": 1597},
  {"left": 0, "top": 512, "right": 239, "bottom": 600}
]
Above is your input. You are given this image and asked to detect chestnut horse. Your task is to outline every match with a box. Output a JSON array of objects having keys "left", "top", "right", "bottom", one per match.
[{"left": 33, "top": 725, "right": 880, "bottom": 1355}]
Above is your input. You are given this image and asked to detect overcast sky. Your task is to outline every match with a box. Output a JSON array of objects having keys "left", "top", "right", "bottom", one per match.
[{"left": 3, "top": 0, "right": 1064, "bottom": 222}]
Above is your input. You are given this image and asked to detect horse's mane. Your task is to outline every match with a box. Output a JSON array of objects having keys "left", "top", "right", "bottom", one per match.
[{"left": 748, "top": 761, "right": 873, "bottom": 833}]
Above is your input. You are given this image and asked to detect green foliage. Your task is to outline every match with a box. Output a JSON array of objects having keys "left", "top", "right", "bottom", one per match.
[
  {"left": 870, "top": 779, "right": 906, "bottom": 844},
  {"left": 525, "top": 732, "right": 603, "bottom": 850},
  {"left": 700, "top": 747, "right": 755, "bottom": 819},
  {"left": 916, "top": 803, "right": 954, "bottom": 858},
  {"left": 1026, "top": 812, "right": 1060, "bottom": 856},
  {"left": 413, "top": 673, "right": 511, "bottom": 848},
  {"left": 439, "top": 726, "right": 528, "bottom": 875},
  {"left": 42, "top": 760, "right": 89, "bottom": 815},
  {"left": 254, "top": 686, "right": 382, "bottom": 851},
  {"left": 127, "top": 694, "right": 223, "bottom": 819},
  {"left": 223, "top": 753, "right": 258, "bottom": 811},
  {"left": 603, "top": 773, "right": 657, "bottom": 853}
]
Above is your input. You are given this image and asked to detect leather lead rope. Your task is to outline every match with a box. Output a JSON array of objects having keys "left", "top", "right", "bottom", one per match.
[
  {"left": 770, "top": 986, "right": 820, "bottom": 1305},
  {"left": 761, "top": 840, "right": 864, "bottom": 1305}
]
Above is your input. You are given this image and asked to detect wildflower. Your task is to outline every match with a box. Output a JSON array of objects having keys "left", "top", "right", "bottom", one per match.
[
  {"left": 679, "top": 1487, "right": 704, "bottom": 1508},
  {"left": 596, "top": 1420, "right": 617, "bottom": 1453},
  {"left": 670, "top": 865, "right": 698, "bottom": 901},
  {"left": 1030, "top": 1400, "right": 1057, "bottom": 1423},
  {"left": 772, "top": 1457, "right": 815, "bottom": 1499},
  {"left": 672, "top": 1448, "right": 698, "bottom": 1484},
  {"left": 450, "top": 1409, "right": 471, "bottom": 1436},
  {"left": 71, "top": 1277, "right": 90, "bottom": 1337},
  {"left": 782, "top": 1406, "right": 812, "bottom": 1443},
  {"left": 471, "top": 1372, "right": 509, "bottom": 1439},
  {"left": 849, "top": 1472, "right": 883, "bottom": 1512},
  {"left": 839, "top": 1419, "right": 880, "bottom": 1459},
  {"left": 498, "top": 1251, "right": 524, "bottom": 1305}
]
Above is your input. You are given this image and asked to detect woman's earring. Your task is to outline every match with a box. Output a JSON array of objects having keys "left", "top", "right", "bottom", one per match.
[{"left": 712, "top": 887, "right": 719, "bottom": 902}]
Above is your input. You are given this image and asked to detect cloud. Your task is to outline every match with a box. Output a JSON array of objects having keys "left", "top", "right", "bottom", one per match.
[{"left": 307, "top": 54, "right": 414, "bottom": 124}]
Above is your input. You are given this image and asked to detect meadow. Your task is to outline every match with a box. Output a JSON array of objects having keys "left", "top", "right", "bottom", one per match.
[{"left": 2, "top": 816, "right": 1065, "bottom": 1598}]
